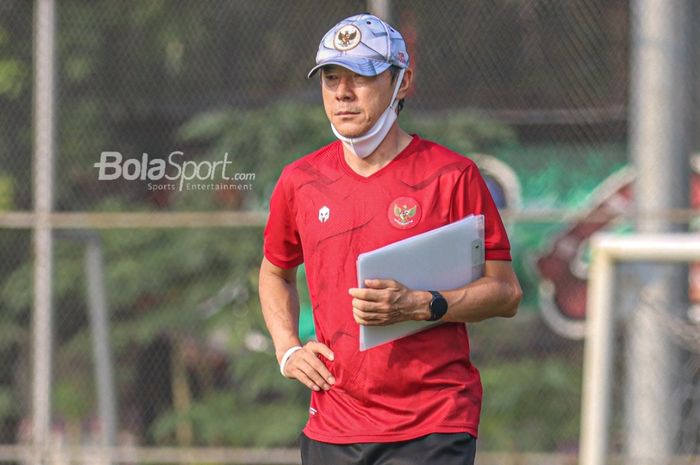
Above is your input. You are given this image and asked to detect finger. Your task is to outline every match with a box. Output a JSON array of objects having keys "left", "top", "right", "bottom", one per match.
[
  {"left": 354, "top": 315, "right": 369, "bottom": 325},
  {"left": 302, "top": 343, "right": 336, "bottom": 385},
  {"left": 353, "top": 307, "right": 385, "bottom": 323},
  {"left": 348, "top": 287, "right": 384, "bottom": 302},
  {"left": 364, "top": 278, "right": 398, "bottom": 289},
  {"left": 305, "top": 341, "right": 335, "bottom": 362},
  {"left": 286, "top": 351, "right": 329, "bottom": 388},
  {"left": 353, "top": 313, "right": 383, "bottom": 326},
  {"left": 300, "top": 352, "right": 336, "bottom": 386},
  {"left": 351, "top": 297, "right": 383, "bottom": 311},
  {"left": 348, "top": 287, "right": 361, "bottom": 298},
  {"left": 291, "top": 367, "right": 322, "bottom": 391},
  {"left": 299, "top": 358, "right": 333, "bottom": 390}
]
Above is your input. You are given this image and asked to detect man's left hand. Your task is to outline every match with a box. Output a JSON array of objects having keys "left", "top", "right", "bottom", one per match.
[{"left": 348, "top": 279, "right": 431, "bottom": 326}]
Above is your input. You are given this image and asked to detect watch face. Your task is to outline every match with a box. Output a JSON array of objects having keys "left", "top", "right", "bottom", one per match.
[{"left": 429, "top": 292, "right": 448, "bottom": 320}]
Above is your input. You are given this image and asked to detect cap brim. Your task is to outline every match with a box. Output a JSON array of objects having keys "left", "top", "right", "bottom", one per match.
[{"left": 307, "top": 58, "right": 392, "bottom": 79}]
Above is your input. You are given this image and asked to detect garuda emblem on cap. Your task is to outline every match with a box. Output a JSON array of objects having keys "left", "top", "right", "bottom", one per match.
[{"left": 334, "top": 25, "right": 361, "bottom": 51}]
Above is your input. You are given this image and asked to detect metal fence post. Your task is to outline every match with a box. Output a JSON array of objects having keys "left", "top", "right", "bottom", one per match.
[
  {"left": 629, "top": 0, "right": 691, "bottom": 462},
  {"left": 32, "top": 0, "right": 57, "bottom": 463}
]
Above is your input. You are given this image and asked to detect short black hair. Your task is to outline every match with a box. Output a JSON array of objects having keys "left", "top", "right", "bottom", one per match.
[{"left": 389, "top": 66, "right": 406, "bottom": 113}]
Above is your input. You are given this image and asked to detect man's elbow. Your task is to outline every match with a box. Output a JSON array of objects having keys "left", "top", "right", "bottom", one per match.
[
  {"left": 501, "top": 282, "right": 522, "bottom": 318},
  {"left": 260, "top": 256, "right": 297, "bottom": 285}
]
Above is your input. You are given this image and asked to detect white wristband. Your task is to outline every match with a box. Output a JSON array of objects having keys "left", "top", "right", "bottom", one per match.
[{"left": 279, "top": 345, "right": 303, "bottom": 378}]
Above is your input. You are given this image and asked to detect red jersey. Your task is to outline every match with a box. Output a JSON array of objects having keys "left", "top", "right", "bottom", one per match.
[{"left": 263, "top": 135, "right": 511, "bottom": 443}]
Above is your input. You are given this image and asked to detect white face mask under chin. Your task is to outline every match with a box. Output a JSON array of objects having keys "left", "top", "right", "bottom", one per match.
[{"left": 330, "top": 69, "right": 405, "bottom": 159}]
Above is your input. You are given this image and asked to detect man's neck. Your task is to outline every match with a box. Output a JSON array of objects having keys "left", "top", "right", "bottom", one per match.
[{"left": 342, "top": 123, "right": 413, "bottom": 178}]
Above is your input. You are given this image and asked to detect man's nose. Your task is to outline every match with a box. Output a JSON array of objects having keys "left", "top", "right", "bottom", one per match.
[{"left": 335, "top": 76, "right": 354, "bottom": 100}]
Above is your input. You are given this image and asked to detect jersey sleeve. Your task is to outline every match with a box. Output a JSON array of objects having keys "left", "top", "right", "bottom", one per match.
[
  {"left": 263, "top": 169, "right": 304, "bottom": 269},
  {"left": 448, "top": 163, "right": 512, "bottom": 261}
]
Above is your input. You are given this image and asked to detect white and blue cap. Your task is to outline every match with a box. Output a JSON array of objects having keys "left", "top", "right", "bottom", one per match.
[{"left": 307, "top": 13, "right": 410, "bottom": 78}]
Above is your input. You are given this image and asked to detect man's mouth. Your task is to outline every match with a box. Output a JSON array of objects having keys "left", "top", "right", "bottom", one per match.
[{"left": 336, "top": 110, "right": 360, "bottom": 116}]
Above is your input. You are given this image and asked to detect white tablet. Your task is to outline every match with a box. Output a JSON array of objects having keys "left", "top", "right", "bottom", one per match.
[{"left": 356, "top": 214, "right": 485, "bottom": 351}]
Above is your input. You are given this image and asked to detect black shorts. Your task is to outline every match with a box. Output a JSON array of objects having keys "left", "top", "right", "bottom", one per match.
[{"left": 299, "top": 431, "right": 476, "bottom": 465}]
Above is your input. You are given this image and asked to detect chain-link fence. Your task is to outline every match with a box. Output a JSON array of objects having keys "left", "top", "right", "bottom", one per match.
[
  {"left": 625, "top": 289, "right": 700, "bottom": 460},
  {"left": 0, "top": 0, "right": 698, "bottom": 464}
]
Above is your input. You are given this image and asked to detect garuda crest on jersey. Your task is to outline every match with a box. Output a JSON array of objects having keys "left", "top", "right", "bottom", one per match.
[{"left": 388, "top": 196, "right": 421, "bottom": 229}]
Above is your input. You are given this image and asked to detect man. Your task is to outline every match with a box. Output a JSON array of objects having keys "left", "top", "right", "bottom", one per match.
[{"left": 259, "top": 13, "right": 522, "bottom": 465}]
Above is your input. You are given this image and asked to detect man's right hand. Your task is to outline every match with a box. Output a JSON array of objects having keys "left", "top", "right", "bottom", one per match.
[{"left": 282, "top": 341, "right": 336, "bottom": 392}]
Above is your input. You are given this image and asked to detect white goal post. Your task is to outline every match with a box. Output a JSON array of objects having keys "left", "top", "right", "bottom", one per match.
[{"left": 580, "top": 232, "right": 700, "bottom": 465}]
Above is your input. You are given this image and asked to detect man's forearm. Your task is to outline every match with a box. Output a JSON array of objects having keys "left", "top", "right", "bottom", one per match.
[
  {"left": 259, "top": 266, "right": 303, "bottom": 363},
  {"left": 435, "top": 275, "right": 521, "bottom": 323}
]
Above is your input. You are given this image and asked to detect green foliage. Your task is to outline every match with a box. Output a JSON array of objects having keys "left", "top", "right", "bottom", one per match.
[
  {"left": 0, "top": 205, "right": 275, "bottom": 437},
  {"left": 1, "top": 262, "right": 31, "bottom": 318},
  {"left": 0, "top": 387, "right": 16, "bottom": 420},
  {"left": 178, "top": 101, "right": 333, "bottom": 207},
  {"left": 55, "top": 377, "right": 95, "bottom": 422},
  {"left": 0, "top": 174, "right": 14, "bottom": 211},
  {"left": 0, "top": 58, "right": 27, "bottom": 99},
  {"left": 403, "top": 110, "right": 519, "bottom": 155},
  {"left": 151, "top": 351, "right": 309, "bottom": 447},
  {"left": 480, "top": 357, "right": 581, "bottom": 451}
]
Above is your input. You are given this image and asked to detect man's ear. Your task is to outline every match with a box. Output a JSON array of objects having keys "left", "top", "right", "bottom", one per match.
[{"left": 396, "top": 68, "right": 413, "bottom": 100}]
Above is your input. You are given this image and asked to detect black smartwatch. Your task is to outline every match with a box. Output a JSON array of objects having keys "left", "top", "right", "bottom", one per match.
[{"left": 427, "top": 290, "right": 448, "bottom": 321}]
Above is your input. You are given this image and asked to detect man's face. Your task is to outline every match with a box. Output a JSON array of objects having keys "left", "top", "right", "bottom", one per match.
[{"left": 320, "top": 65, "right": 395, "bottom": 138}]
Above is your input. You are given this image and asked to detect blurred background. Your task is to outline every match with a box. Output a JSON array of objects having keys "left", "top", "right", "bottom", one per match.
[{"left": 0, "top": 0, "right": 698, "bottom": 464}]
